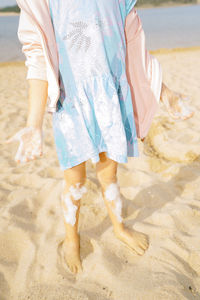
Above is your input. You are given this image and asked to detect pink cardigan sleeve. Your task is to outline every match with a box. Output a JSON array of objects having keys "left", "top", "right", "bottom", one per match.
[
  {"left": 125, "top": 8, "right": 162, "bottom": 138},
  {"left": 17, "top": 9, "right": 47, "bottom": 81}
]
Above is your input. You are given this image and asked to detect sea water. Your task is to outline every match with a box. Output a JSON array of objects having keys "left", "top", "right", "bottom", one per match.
[{"left": 0, "top": 4, "right": 200, "bottom": 62}]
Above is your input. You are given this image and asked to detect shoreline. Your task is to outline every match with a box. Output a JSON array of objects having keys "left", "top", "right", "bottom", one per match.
[
  {"left": 150, "top": 45, "right": 200, "bottom": 55},
  {"left": 0, "top": 12, "right": 19, "bottom": 16},
  {"left": 136, "top": 2, "right": 199, "bottom": 9},
  {"left": 0, "top": 3, "right": 200, "bottom": 16}
]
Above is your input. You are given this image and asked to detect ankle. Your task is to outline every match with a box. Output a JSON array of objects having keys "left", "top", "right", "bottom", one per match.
[
  {"left": 65, "top": 232, "right": 80, "bottom": 242},
  {"left": 113, "top": 222, "right": 125, "bottom": 234}
]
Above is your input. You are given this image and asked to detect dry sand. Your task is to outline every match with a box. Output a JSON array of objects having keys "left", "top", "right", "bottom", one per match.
[
  {"left": 0, "top": 48, "right": 200, "bottom": 300},
  {"left": 0, "top": 12, "right": 19, "bottom": 16},
  {"left": 136, "top": 3, "right": 199, "bottom": 9}
]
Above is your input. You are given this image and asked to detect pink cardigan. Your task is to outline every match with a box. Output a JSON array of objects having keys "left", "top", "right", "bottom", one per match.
[{"left": 16, "top": 0, "right": 162, "bottom": 139}]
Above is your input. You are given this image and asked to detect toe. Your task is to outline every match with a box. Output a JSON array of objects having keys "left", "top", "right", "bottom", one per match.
[
  {"left": 78, "top": 264, "right": 83, "bottom": 272},
  {"left": 136, "top": 246, "right": 145, "bottom": 256},
  {"left": 70, "top": 264, "right": 75, "bottom": 273},
  {"left": 143, "top": 235, "right": 149, "bottom": 245},
  {"left": 72, "top": 265, "right": 76, "bottom": 273},
  {"left": 78, "top": 261, "right": 83, "bottom": 270},
  {"left": 139, "top": 241, "right": 149, "bottom": 251},
  {"left": 138, "top": 236, "right": 149, "bottom": 251}
]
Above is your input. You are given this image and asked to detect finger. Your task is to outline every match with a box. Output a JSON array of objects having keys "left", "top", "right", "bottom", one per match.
[
  {"left": 33, "top": 151, "right": 43, "bottom": 157},
  {"left": 5, "top": 135, "right": 17, "bottom": 144},
  {"left": 20, "top": 156, "right": 28, "bottom": 163},
  {"left": 32, "top": 148, "right": 43, "bottom": 156},
  {"left": 26, "top": 154, "right": 35, "bottom": 161},
  {"left": 5, "top": 130, "right": 24, "bottom": 144},
  {"left": 24, "top": 148, "right": 41, "bottom": 161},
  {"left": 15, "top": 156, "right": 26, "bottom": 164},
  {"left": 5, "top": 128, "right": 32, "bottom": 145},
  {"left": 14, "top": 141, "right": 25, "bottom": 162},
  {"left": 176, "top": 92, "right": 190, "bottom": 102}
]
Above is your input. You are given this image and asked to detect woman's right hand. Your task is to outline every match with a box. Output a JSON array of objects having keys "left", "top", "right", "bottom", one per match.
[{"left": 5, "top": 126, "right": 43, "bottom": 163}]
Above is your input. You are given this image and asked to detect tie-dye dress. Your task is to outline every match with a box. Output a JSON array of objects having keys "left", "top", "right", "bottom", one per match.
[{"left": 49, "top": 0, "right": 139, "bottom": 170}]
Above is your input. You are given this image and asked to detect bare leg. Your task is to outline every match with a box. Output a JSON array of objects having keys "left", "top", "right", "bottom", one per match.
[
  {"left": 61, "top": 161, "right": 87, "bottom": 274},
  {"left": 96, "top": 152, "right": 149, "bottom": 255}
]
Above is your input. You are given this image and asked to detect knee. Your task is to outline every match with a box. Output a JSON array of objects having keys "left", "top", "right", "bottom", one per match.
[
  {"left": 61, "top": 181, "right": 87, "bottom": 226},
  {"left": 62, "top": 180, "right": 87, "bottom": 200},
  {"left": 63, "top": 167, "right": 87, "bottom": 197},
  {"left": 96, "top": 169, "right": 117, "bottom": 190},
  {"left": 68, "top": 182, "right": 87, "bottom": 200},
  {"left": 63, "top": 161, "right": 87, "bottom": 190},
  {"left": 96, "top": 155, "right": 118, "bottom": 188},
  {"left": 64, "top": 175, "right": 87, "bottom": 188}
]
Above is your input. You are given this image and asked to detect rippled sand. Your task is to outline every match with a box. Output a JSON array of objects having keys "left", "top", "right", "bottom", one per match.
[{"left": 0, "top": 48, "right": 200, "bottom": 299}]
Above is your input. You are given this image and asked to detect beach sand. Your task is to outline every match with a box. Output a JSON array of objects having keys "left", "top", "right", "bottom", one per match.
[
  {"left": 0, "top": 12, "right": 19, "bottom": 16},
  {"left": 0, "top": 48, "right": 200, "bottom": 300}
]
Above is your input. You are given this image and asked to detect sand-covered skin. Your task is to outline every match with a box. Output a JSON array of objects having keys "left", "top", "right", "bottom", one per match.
[{"left": 0, "top": 48, "right": 200, "bottom": 300}]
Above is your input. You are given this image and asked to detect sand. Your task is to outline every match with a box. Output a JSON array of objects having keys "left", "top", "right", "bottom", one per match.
[
  {"left": 0, "top": 48, "right": 200, "bottom": 300},
  {"left": 0, "top": 12, "right": 19, "bottom": 16}
]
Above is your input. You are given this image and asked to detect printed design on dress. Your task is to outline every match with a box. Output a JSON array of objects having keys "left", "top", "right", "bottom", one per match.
[
  {"left": 62, "top": 15, "right": 112, "bottom": 53},
  {"left": 63, "top": 21, "right": 91, "bottom": 52}
]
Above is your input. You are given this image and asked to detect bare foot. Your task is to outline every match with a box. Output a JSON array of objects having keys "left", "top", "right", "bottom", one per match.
[
  {"left": 113, "top": 226, "right": 149, "bottom": 256},
  {"left": 62, "top": 236, "right": 83, "bottom": 274}
]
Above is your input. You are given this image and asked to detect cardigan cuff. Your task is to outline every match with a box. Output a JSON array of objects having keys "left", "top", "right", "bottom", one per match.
[{"left": 26, "top": 66, "right": 48, "bottom": 81}]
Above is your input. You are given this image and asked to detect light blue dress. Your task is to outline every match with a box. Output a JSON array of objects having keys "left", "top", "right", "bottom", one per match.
[{"left": 49, "top": 0, "right": 139, "bottom": 170}]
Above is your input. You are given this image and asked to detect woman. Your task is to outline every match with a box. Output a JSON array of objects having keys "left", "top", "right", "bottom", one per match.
[{"left": 5, "top": 0, "right": 193, "bottom": 274}]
